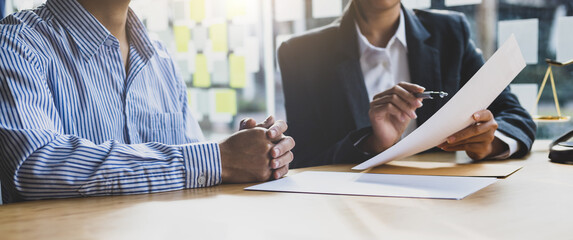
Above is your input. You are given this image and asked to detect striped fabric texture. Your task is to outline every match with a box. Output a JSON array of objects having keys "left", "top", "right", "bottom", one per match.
[{"left": 0, "top": 0, "right": 222, "bottom": 203}]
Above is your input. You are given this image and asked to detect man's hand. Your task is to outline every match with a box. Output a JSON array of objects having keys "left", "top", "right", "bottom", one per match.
[
  {"left": 360, "top": 82, "right": 425, "bottom": 154},
  {"left": 437, "top": 109, "right": 507, "bottom": 160},
  {"left": 219, "top": 128, "right": 274, "bottom": 183},
  {"left": 219, "top": 116, "right": 295, "bottom": 183}
]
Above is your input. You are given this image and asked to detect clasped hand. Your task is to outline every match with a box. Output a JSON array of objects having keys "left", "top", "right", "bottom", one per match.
[{"left": 219, "top": 116, "right": 295, "bottom": 183}]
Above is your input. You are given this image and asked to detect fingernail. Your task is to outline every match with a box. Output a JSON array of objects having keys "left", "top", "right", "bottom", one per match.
[
  {"left": 270, "top": 129, "right": 277, "bottom": 138},
  {"left": 273, "top": 148, "right": 280, "bottom": 157},
  {"left": 448, "top": 136, "right": 455, "bottom": 143},
  {"left": 418, "top": 101, "right": 423, "bottom": 107},
  {"left": 473, "top": 113, "right": 480, "bottom": 120},
  {"left": 413, "top": 112, "right": 418, "bottom": 119},
  {"left": 273, "top": 160, "right": 280, "bottom": 169},
  {"left": 265, "top": 115, "right": 272, "bottom": 123}
]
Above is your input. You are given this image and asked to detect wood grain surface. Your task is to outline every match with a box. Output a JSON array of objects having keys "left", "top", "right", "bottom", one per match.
[{"left": 1, "top": 140, "right": 572, "bottom": 240}]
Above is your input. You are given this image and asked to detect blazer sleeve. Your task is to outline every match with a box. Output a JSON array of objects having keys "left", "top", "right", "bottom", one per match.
[
  {"left": 458, "top": 14, "right": 536, "bottom": 157},
  {"left": 278, "top": 42, "right": 373, "bottom": 168}
]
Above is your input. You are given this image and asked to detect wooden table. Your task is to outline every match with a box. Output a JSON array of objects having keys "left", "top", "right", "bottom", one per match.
[{"left": 1, "top": 141, "right": 573, "bottom": 240}]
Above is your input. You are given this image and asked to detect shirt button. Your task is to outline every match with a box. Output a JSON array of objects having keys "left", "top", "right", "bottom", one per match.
[
  {"left": 104, "top": 39, "right": 114, "bottom": 47},
  {"left": 198, "top": 175, "right": 206, "bottom": 185}
]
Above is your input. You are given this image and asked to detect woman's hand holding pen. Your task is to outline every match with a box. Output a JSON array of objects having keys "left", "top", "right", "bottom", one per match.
[{"left": 359, "top": 82, "right": 425, "bottom": 154}]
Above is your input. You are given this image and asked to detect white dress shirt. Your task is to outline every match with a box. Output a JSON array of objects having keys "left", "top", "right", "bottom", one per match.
[{"left": 355, "top": 9, "right": 518, "bottom": 159}]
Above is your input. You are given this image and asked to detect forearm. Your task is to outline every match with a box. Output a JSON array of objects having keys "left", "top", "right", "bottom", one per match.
[{"left": 4, "top": 131, "right": 221, "bottom": 201}]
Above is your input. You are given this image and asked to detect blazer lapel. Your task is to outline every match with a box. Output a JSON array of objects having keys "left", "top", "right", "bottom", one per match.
[
  {"left": 403, "top": 7, "right": 442, "bottom": 126},
  {"left": 334, "top": 9, "right": 371, "bottom": 130}
]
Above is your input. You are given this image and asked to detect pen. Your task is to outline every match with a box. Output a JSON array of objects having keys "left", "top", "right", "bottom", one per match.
[{"left": 415, "top": 91, "right": 448, "bottom": 99}]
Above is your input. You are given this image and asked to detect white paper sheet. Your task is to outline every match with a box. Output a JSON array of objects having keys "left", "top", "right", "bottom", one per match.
[
  {"left": 274, "top": 0, "right": 304, "bottom": 22},
  {"left": 401, "top": 0, "right": 431, "bottom": 9},
  {"left": 498, "top": 19, "right": 538, "bottom": 64},
  {"left": 245, "top": 171, "right": 497, "bottom": 200},
  {"left": 510, "top": 83, "right": 537, "bottom": 116},
  {"left": 245, "top": 36, "right": 261, "bottom": 73},
  {"left": 445, "top": 0, "right": 482, "bottom": 7},
  {"left": 557, "top": 16, "right": 573, "bottom": 62},
  {"left": 353, "top": 35, "right": 526, "bottom": 170},
  {"left": 312, "top": 0, "right": 343, "bottom": 19}
]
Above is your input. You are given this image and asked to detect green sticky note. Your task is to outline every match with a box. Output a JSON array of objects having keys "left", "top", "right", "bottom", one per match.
[
  {"left": 226, "top": 0, "right": 246, "bottom": 19},
  {"left": 229, "top": 54, "right": 246, "bottom": 88},
  {"left": 194, "top": 54, "right": 211, "bottom": 87},
  {"left": 173, "top": 25, "right": 190, "bottom": 52},
  {"left": 190, "top": 0, "right": 206, "bottom": 22},
  {"left": 215, "top": 89, "right": 237, "bottom": 115},
  {"left": 210, "top": 23, "right": 228, "bottom": 52}
]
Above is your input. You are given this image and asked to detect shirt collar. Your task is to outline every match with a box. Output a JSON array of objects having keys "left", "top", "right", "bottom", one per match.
[
  {"left": 47, "top": 0, "right": 155, "bottom": 60},
  {"left": 356, "top": 8, "right": 407, "bottom": 56}
]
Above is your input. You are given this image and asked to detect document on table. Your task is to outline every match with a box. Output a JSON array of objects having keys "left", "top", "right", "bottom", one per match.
[
  {"left": 367, "top": 161, "right": 522, "bottom": 178},
  {"left": 245, "top": 171, "right": 497, "bottom": 200},
  {"left": 353, "top": 35, "right": 526, "bottom": 170}
]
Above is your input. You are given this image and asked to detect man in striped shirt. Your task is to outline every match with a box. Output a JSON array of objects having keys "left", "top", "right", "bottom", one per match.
[{"left": 0, "top": 0, "right": 295, "bottom": 203}]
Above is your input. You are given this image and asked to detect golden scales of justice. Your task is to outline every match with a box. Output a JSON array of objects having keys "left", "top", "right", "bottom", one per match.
[{"left": 533, "top": 58, "right": 572, "bottom": 122}]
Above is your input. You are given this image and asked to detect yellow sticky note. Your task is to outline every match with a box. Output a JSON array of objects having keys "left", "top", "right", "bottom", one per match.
[
  {"left": 174, "top": 25, "right": 190, "bottom": 52},
  {"left": 194, "top": 54, "right": 211, "bottom": 87},
  {"left": 215, "top": 89, "right": 237, "bottom": 115},
  {"left": 226, "top": 0, "right": 246, "bottom": 19},
  {"left": 210, "top": 23, "right": 228, "bottom": 52},
  {"left": 229, "top": 54, "right": 246, "bottom": 88},
  {"left": 190, "top": 0, "right": 206, "bottom": 22}
]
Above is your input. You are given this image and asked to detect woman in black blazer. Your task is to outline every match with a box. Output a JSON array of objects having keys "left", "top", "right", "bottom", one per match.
[{"left": 278, "top": 0, "right": 536, "bottom": 168}]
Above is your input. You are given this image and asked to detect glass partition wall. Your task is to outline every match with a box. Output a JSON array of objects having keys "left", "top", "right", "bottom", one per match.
[{"left": 4, "top": 0, "right": 573, "bottom": 140}]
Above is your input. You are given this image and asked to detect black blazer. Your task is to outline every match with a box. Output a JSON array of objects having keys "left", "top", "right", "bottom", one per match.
[{"left": 278, "top": 6, "right": 536, "bottom": 169}]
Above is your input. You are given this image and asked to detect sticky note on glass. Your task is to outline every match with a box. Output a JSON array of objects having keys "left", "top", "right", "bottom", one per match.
[
  {"left": 174, "top": 25, "right": 190, "bottom": 53},
  {"left": 401, "top": 0, "right": 431, "bottom": 9},
  {"left": 214, "top": 89, "right": 237, "bottom": 115},
  {"left": 193, "top": 26, "right": 208, "bottom": 52},
  {"left": 196, "top": 88, "right": 210, "bottom": 115},
  {"left": 228, "top": 24, "right": 245, "bottom": 51},
  {"left": 187, "top": 88, "right": 208, "bottom": 121},
  {"left": 557, "top": 16, "right": 573, "bottom": 62},
  {"left": 173, "top": 1, "right": 186, "bottom": 20},
  {"left": 246, "top": 36, "right": 260, "bottom": 73},
  {"left": 226, "top": 0, "right": 246, "bottom": 19},
  {"left": 190, "top": 0, "right": 206, "bottom": 22},
  {"left": 229, "top": 54, "right": 246, "bottom": 88},
  {"left": 445, "top": 0, "right": 482, "bottom": 6},
  {"left": 146, "top": 2, "right": 169, "bottom": 31},
  {"left": 210, "top": 0, "right": 226, "bottom": 19},
  {"left": 177, "top": 59, "right": 191, "bottom": 83},
  {"left": 212, "top": 59, "right": 229, "bottom": 85},
  {"left": 498, "top": 19, "right": 538, "bottom": 64},
  {"left": 194, "top": 54, "right": 211, "bottom": 88},
  {"left": 210, "top": 23, "right": 228, "bottom": 52},
  {"left": 275, "top": 0, "right": 304, "bottom": 22},
  {"left": 312, "top": 0, "right": 342, "bottom": 19}
]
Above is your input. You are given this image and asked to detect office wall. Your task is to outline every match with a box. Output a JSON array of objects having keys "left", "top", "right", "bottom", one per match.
[{"left": 5, "top": 0, "right": 573, "bottom": 139}]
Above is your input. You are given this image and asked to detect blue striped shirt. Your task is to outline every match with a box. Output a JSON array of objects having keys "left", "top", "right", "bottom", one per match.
[{"left": 0, "top": 0, "right": 221, "bottom": 203}]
